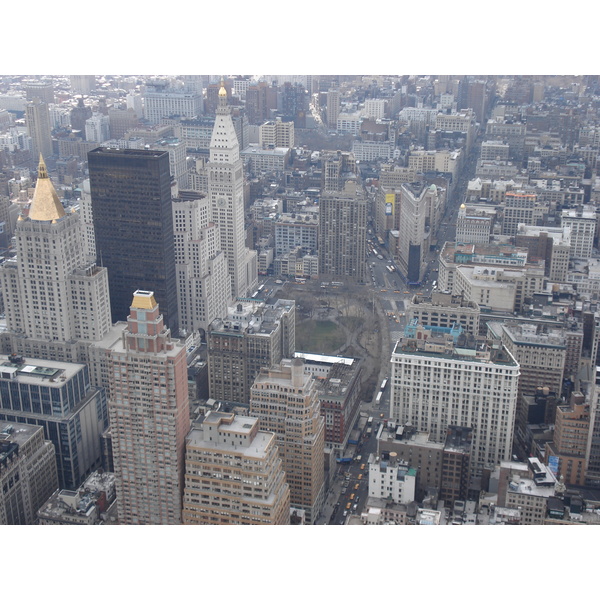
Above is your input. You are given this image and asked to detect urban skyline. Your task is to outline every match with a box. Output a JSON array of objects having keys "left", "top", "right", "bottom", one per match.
[{"left": 3, "top": 71, "right": 600, "bottom": 537}]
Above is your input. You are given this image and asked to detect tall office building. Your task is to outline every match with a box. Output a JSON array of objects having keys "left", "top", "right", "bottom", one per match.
[
  {"left": 88, "top": 147, "right": 179, "bottom": 332},
  {"left": 172, "top": 190, "right": 231, "bottom": 337},
  {"left": 397, "top": 183, "right": 435, "bottom": 285},
  {"left": 326, "top": 89, "right": 340, "bottom": 128},
  {"left": 208, "top": 83, "right": 257, "bottom": 299},
  {"left": 25, "top": 99, "right": 53, "bottom": 160},
  {"left": 0, "top": 354, "right": 108, "bottom": 490},
  {"left": 250, "top": 358, "right": 326, "bottom": 524},
  {"left": 108, "top": 291, "right": 190, "bottom": 525},
  {"left": 390, "top": 322, "right": 520, "bottom": 477},
  {"left": 0, "top": 421, "right": 58, "bottom": 525},
  {"left": 182, "top": 412, "right": 290, "bottom": 525},
  {"left": 0, "top": 156, "right": 112, "bottom": 353},
  {"left": 318, "top": 180, "right": 367, "bottom": 283}
]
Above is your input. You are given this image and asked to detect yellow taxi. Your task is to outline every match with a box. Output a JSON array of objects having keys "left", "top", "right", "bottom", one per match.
[
  {"left": 346, "top": 502, "right": 351, "bottom": 510},
  {"left": 354, "top": 483, "right": 360, "bottom": 490},
  {"left": 358, "top": 474, "right": 363, "bottom": 480},
  {"left": 360, "top": 463, "right": 365, "bottom": 470}
]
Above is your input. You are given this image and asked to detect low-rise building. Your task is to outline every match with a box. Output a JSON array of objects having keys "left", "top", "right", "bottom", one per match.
[
  {"left": 497, "top": 458, "right": 559, "bottom": 525},
  {"left": 367, "top": 452, "right": 417, "bottom": 505},
  {"left": 37, "top": 470, "right": 117, "bottom": 525}
]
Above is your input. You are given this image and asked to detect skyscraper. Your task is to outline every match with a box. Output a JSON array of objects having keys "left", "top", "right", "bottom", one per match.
[
  {"left": 0, "top": 155, "right": 113, "bottom": 355},
  {"left": 208, "top": 82, "right": 257, "bottom": 299},
  {"left": 88, "top": 147, "right": 179, "bottom": 332},
  {"left": 25, "top": 99, "right": 53, "bottom": 160},
  {"left": 172, "top": 190, "right": 230, "bottom": 337},
  {"left": 108, "top": 290, "right": 189, "bottom": 524},
  {"left": 318, "top": 180, "right": 367, "bottom": 283},
  {"left": 250, "top": 358, "right": 325, "bottom": 524}
]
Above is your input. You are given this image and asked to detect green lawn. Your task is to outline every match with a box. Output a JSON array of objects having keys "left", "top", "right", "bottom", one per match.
[{"left": 296, "top": 320, "right": 346, "bottom": 354}]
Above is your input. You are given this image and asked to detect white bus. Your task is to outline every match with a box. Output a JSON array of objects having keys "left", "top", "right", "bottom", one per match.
[{"left": 375, "top": 391, "right": 383, "bottom": 405}]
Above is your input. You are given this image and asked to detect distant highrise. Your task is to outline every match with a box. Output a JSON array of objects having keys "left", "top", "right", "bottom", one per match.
[
  {"left": 108, "top": 291, "right": 190, "bottom": 525},
  {"left": 24, "top": 80, "right": 54, "bottom": 104},
  {"left": 250, "top": 358, "right": 326, "bottom": 524},
  {"left": 326, "top": 89, "right": 340, "bottom": 128},
  {"left": 25, "top": 99, "right": 53, "bottom": 159},
  {"left": 318, "top": 180, "right": 367, "bottom": 283},
  {"left": 88, "top": 147, "right": 179, "bottom": 332},
  {"left": 70, "top": 75, "right": 96, "bottom": 96},
  {"left": 70, "top": 97, "right": 92, "bottom": 139},
  {"left": 143, "top": 81, "right": 203, "bottom": 124},
  {"left": 182, "top": 411, "right": 290, "bottom": 524},
  {"left": 208, "top": 82, "right": 257, "bottom": 299}
]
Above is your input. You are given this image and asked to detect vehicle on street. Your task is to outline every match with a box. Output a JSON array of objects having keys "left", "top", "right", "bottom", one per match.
[{"left": 360, "top": 463, "right": 365, "bottom": 470}]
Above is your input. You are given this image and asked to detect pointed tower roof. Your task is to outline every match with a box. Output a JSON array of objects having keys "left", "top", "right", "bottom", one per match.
[
  {"left": 28, "top": 154, "right": 66, "bottom": 222},
  {"left": 218, "top": 78, "right": 227, "bottom": 98}
]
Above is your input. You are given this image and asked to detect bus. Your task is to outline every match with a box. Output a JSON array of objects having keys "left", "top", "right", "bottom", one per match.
[
  {"left": 367, "top": 416, "right": 373, "bottom": 426},
  {"left": 258, "top": 284, "right": 265, "bottom": 292},
  {"left": 386, "top": 265, "right": 394, "bottom": 273},
  {"left": 380, "top": 378, "right": 388, "bottom": 391},
  {"left": 375, "top": 391, "right": 383, "bottom": 405}
]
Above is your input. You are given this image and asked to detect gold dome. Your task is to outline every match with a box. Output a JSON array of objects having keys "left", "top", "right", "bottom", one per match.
[
  {"left": 218, "top": 79, "right": 227, "bottom": 97},
  {"left": 460, "top": 203, "right": 466, "bottom": 210}
]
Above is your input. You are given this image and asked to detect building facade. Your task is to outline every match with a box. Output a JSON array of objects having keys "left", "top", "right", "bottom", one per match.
[
  {"left": 250, "top": 358, "right": 326, "bottom": 524},
  {"left": 318, "top": 180, "right": 367, "bottom": 283},
  {"left": 88, "top": 147, "right": 179, "bottom": 332},
  {"left": 208, "top": 83, "right": 257, "bottom": 299},
  {"left": 0, "top": 421, "right": 58, "bottom": 525},
  {"left": 390, "top": 323, "right": 520, "bottom": 477},
  {"left": 182, "top": 412, "right": 290, "bottom": 525},
  {"left": 208, "top": 299, "right": 296, "bottom": 404},
  {"left": 108, "top": 291, "right": 190, "bottom": 524},
  {"left": 172, "top": 190, "right": 231, "bottom": 337},
  {"left": 0, "top": 355, "right": 108, "bottom": 490}
]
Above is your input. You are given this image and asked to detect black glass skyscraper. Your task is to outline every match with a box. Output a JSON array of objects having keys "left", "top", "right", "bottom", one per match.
[{"left": 87, "top": 147, "right": 178, "bottom": 332}]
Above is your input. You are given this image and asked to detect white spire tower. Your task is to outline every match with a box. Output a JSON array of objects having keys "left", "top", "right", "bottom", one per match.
[{"left": 208, "top": 80, "right": 257, "bottom": 299}]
